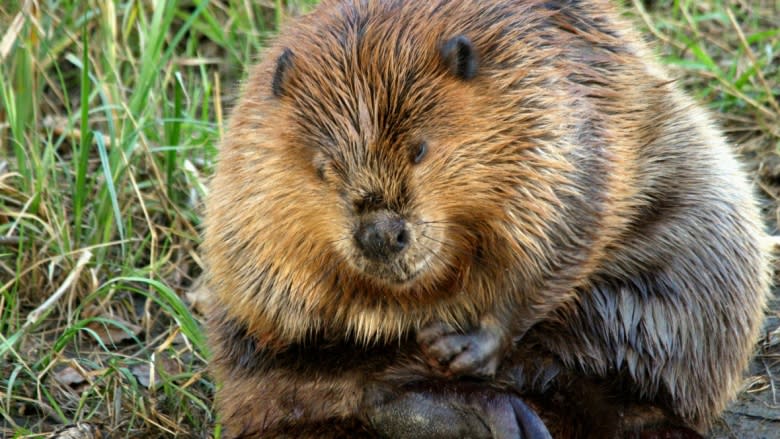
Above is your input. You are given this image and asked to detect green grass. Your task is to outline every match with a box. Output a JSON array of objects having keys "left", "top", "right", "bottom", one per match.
[
  {"left": 0, "top": 0, "right": 777, "bottom": 437},
  {"left": 0, "top": 0, "right": 318, "bottom": 436},
  {"left": 631, "top": 0, "right": 779, "bottom": 155}
]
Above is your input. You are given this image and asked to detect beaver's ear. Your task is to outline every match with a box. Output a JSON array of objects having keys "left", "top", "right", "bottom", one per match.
[
  {"left": 271, "top": 48, "right": 294, "bottom": 98},
  {"left": 440, "top": 35, "right": 479, "bottom": 81}
]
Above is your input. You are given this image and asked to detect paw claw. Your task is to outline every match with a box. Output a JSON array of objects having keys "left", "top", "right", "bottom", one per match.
[
  {"left": 427, "top": 335, "right": 468, "bottom": 364},
  {"left": 416, "top": 322, "right": 456, "bottom": 347},
  {"left": 418, "top": 321, "right": 506, "bottom": 378}
]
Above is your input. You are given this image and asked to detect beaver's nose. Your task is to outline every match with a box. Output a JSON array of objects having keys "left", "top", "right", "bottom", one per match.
[{"left": 355, "top": 210, "right": 409, "bottom": 260}]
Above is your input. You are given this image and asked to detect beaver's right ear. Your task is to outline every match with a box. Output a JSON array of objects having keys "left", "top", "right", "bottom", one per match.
[
  {"left": 271, "top": 48, "right": 294, "bottom": 98},
  {"left": 440, "top": 35, "right": 479, "bottom": 81}
]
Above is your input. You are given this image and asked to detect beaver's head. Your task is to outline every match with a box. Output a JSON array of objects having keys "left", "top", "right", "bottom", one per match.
[
  {"left": 267, "top": 35, "right": 492, "bottom": 290},
  {"left": 208, "top": 0, "right": 570, "bottom": 315}
]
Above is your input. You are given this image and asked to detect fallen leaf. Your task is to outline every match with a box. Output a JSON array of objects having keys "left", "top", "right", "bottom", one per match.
[
  {"left": 131, "top": 363, "right": 155, "bottom": 388},
  {"left": 52, "top": 423, "right": 103, "bottom": 439},
  {"left": 84, "top": 318, "right": 142, "bottom": 345},
  {"left": 53, "top": 366, "right": 87, "bottom": 387}
]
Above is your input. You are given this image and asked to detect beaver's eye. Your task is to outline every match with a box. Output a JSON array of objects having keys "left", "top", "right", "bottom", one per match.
[
  {"left": 315, "top": 163, "right": 326, "bottom": 181},
  {"left": 314, "top": 154, "right": 329, "bottom": 181},
  {"left": 412, "top": 141, "right": 428, "bottom": 164}
]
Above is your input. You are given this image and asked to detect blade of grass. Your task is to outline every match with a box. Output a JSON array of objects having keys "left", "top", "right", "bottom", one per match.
[
  {"left": 111, "top": 277, "right": 207, "bottom": 357},
  {"left": 73, "top": 23, "right": 93, "bottom": 247},
  {"left": 275, "top": 0, "right": 284, "bottom": 29},
  {"left": 95, "top": 132, "right": 125, "bottom": 255},
  {"left": 165, "top": 72, "right": 185, "bottom": 200},
  {"left": 0, "top": 68, "right": 28, "bottom": 183},
  {"left": 127, "top": 0, "right": 179, "bottom": 119}
]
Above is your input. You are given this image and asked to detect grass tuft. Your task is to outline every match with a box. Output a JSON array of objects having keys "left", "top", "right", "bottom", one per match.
[{"left": 0, "top": 0, "right": 317, "bottom": 436}]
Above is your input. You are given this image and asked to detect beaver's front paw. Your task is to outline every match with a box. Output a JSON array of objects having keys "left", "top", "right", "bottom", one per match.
[{"left": 417, "top": 319, "right": 509, "bottom": 377}]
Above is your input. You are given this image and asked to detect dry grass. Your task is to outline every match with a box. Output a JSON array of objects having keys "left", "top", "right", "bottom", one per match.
[{"left": 0, "top": 0, "right": 778, "bottom": 437}]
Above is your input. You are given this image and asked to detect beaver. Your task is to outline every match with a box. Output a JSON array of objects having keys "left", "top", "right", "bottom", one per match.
[{"left": 203, "top": 0, "right": 771, "bottom": 437}]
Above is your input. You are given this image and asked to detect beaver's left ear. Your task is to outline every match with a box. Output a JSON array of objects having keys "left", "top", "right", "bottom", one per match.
[
  {"left": 271, "top": 48, "right": 295, "bottom": 98},
  {"left": 440, "top": 35, "right": 479, "bottom": 80}
]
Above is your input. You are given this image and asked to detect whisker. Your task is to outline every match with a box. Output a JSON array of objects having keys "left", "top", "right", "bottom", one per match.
[
  {"left": 416, "top": 240, "right": 450, "bottom": 267},
  {"left": 416, "top": 220, "right": 456, "bottom": 226},
  {"left": 420, "top": 233, "right": 458, "bottom": 251}
]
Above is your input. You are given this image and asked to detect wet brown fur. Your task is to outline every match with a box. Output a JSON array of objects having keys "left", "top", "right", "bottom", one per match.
[{"left": 204, "top": 0, "right": 771, "bottom": 437}]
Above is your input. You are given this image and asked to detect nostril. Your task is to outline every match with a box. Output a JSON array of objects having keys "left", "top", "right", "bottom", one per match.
[{"left": 395, "top": 228, "right": 409, "bottom": 248}]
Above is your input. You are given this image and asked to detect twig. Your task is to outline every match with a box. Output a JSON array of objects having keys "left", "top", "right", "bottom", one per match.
[
  {"left": 43, "top": 116, "right": 114, "bottom": 148},
  {"left": 0, "top": 236, "right": 20, "bottom": 246},
  {"left": 24, "top": 250, "right": 93, "bottom": 329},
  {"left": 765, "top": 359, "right": 778, "bottom": 406},
  {"left": 0, "top": 240, "right": 133, "bottom": 296}
]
